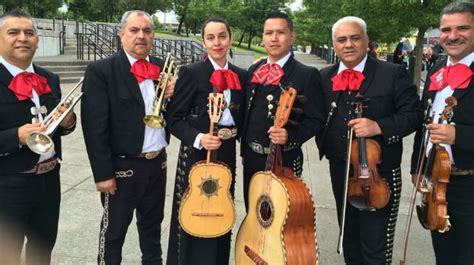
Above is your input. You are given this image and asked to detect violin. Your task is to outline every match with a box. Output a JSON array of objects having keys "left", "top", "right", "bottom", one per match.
[
  {"left": 416, "top": 96, "right": 457, "bottom": 232},
  {"left": 399, "top": 96, "right": 456, "bottom": 265},
  {"left": 347, "top": 94, "right": 391, "bottom": 211}
]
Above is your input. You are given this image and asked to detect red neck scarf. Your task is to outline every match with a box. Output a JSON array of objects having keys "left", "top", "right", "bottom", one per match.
[
  {"left": 8, "top": 72, "right": 51, "bottom": 101},
  {"left": 209, "top": 69, "right": 241, "bottom": 93},
  {"left": 331, "top": 69, "right": 365, "bottom": 92},
  {"left": 251, "top": 63, "right": 284, "bottom": 86},
  {"left": 429, "top": 64, "right": 472, "bottom": 91},
  {"left": 130, "top": 59, "right": 161, "bottom": 83}
]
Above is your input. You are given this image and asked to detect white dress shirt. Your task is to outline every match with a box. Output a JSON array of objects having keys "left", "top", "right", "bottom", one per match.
[{"left": 124, "top": 51, "right": 168, "bottom": 153}]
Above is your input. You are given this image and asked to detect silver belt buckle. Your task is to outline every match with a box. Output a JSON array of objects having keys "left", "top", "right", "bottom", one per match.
[
  {"left": 218, "top": 128, "right": 233, "bottom": 140},
  {"left": 144, "top": 151, "right": 160, "bottom": 160},
  {"left": 249, "top": 142, "right": 265, "bottom": 154}
]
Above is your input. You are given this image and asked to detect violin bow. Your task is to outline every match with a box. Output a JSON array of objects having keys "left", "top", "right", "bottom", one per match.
[{"left": 337, "top": 125, "right": 354, "bottom": 254}]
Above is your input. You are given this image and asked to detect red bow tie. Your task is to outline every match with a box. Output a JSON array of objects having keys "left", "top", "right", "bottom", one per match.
[
  {"left": 130, "top": 59, "right": 161, "bottom": 83},
  {"left": 429, "top": 64, "right": 472, "bottom": 91},
  {"left": 209, "top": 69, "right": 241, "bottom": 93},
  {"left": 331, "top": 69, "right": 365, "bottom": 92},
  {"left": 8, "top": 72, "right": 51, "bottom": 101},
  {"left": 251, "top": 63, "right": 284, "bottom": 86}
]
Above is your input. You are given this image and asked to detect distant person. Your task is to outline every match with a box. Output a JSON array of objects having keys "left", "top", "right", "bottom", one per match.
[
  {"left": 368, "top": 40, "right": 379, "bottom": 59},
  {"left": 393, "top": 41, "right": 404, "bottom": 64}
]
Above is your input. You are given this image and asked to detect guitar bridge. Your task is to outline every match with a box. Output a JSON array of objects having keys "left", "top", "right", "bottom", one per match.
[{"left": 191, "top": 213, "right": 224, "bottom": 217}]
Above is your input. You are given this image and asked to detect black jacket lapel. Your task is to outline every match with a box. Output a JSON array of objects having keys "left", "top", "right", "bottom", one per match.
[
  {"left": 359, "top": 56, "right": 377, "bottom": 96},
  {"left": 118, "top": 49, "right": 145, "bottom": 107}
]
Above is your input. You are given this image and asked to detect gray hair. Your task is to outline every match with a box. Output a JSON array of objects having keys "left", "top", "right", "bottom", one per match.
[
  {"left": 332, "top": 16, "right": 367, "bottom": 40},
  {"left": 119, "top": 10, "right": 153, "bottom": 32},
  {"left": 0, "top": 9, "right": 36, "bottom": 31},
  {"left": 441, "top": 1, "right": 474, "bottom": 17}
]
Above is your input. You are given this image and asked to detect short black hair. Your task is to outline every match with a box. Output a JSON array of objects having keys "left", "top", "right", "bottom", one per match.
[
  {"left": 0, "top": 9, "right": 35, "bottom": 29},
  {"left": 264, "top": 11, "right": 293, "bottom": 32},
  {"left": 440, "top": 1, "right": 474, "bottom": 17},
  {"left": 201, "top": 16, "right": 232, "bottom": 39}
]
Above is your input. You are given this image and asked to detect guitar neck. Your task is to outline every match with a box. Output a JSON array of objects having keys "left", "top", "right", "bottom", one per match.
[
  {"left": 264, "top": 143, "right": 282, "bottom": 172},
  {"left": 206, "top": 121, "right": 219, "bottom": 163}
]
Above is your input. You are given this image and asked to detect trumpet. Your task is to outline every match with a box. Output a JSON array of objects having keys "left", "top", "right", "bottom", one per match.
[
  {"left": 143, "top": 53, "right": 179, "bottom": 128},
  {"left": 26, "top": 78, "right": 84, "bottom": 155}
]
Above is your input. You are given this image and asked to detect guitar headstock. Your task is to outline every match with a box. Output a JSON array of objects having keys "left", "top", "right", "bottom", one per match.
[
  {"left": 273, "top": 87, "right": 297, "bottom": 128},
  {"left": 208, "top": 92, "right": 225, "bottom": 123}
]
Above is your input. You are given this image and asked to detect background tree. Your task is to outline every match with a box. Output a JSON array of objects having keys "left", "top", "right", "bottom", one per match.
[{"left": 296, "top": 0, "right": 452, "bottom": 89}]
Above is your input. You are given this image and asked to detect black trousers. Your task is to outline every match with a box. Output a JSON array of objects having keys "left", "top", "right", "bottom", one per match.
[
  {"left": 241, "top": 143, "right": 303, "bottom": 210},
  {"left": 329, "top": 160, "right": 401, "bottom": 265},
  {"left": 0, "top": 166, "right": 61, "bottom": 265},
  {"left": 167, "top": 138, "right": 236, "bottom": 265},
  {"left": 99, "top": 153, "right": 167, "bottom": 265},
  {"left": 431, "top": 174, "right": 474, "bottom": 265}
]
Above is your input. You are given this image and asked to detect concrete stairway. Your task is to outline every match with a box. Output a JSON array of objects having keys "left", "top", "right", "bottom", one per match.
[
  {"left": 34, "top": 38, "right": 89, "bottom": 84},
  {"left": 294, "top": 52, "right": 331, "bottom": 69}
]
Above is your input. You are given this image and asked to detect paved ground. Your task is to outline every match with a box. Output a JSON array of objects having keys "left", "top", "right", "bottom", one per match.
[{"left": 39, "top": 53, "right": 435, "bottom": 264}]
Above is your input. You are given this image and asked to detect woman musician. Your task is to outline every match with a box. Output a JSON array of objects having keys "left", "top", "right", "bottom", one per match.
[{"left": 165, "top": 17, "right": 247, "bottom": 265}]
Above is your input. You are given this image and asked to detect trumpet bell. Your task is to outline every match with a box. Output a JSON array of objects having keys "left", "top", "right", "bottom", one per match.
[
  {"left": 143, "top": 115, "right": 166, "bottom": 129},
  {"left": 26, "top": 132, "right": 54, "bottom": 155}
]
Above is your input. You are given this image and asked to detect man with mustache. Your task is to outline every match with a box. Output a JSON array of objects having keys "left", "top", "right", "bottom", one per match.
[
  {"left": 81, "top": 10, "right": 175, "bottom": 264},
  {"left": 316, "top": 16, "right": 422, "bottom": 264},
  {"left": 410, "top": 2, "right": 474, "bottom": 264},
  {"left": 0, "top": 9, "right": 76, "bottom": 264}
]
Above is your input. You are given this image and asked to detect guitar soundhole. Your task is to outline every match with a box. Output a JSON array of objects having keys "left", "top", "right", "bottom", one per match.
[
  {"left": 202, "top": 180, "right": 217, "bottom": 194},
  {"left": 199, "top": 175, "right": 220, "bottom": 198},
  {"left": 257, "top": 195, "right": 274, "bottom": 228}
]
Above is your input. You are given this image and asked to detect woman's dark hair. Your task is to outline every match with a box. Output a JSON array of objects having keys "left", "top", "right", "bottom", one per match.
[{"left": 201, "top": 16, "right": 232, "bottom": 39}]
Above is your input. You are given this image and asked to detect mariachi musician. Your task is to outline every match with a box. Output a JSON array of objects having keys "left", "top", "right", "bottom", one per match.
[
  {"left": 317, "top": 16, "right": 422, "bottom": 264},
  {"left": 410, "top": 2, "right": 474, "bottom": 264},
  {"left": 81, "top": 10, "right": 174, "bottom": 264},
  {"left": 0, "top": 9, "right": 76, "bottom": 264},
  {"left": 165, "top": 17, "right": 247, "bottom": 265},
  {"left": 241, "top": 11, "right": 325, "bottom": 210}
]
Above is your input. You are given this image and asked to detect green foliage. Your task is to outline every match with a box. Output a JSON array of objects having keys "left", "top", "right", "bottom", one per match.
[{"left": 3, "top": 0, "right": 63, "bottom": 17}]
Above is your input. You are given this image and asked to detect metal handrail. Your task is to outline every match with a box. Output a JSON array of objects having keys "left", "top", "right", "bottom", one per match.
[{"left": 76, "top": 20, "right": 203, "bottom": 65}]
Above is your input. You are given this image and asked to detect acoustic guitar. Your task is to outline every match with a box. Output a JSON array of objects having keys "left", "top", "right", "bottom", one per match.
[
  {"left": 235, "top": 87, "right": 318, "bottom": 265},
  {"left": 178, "top": 92, "right": 235, "bottom": 238}
]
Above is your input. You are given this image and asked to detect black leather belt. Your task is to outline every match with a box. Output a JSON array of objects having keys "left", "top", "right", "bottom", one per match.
[
  {"left": 22, "top": 157, "right": 59, "bottom": 175},
  {"left": 451, "top": 166, "right": 474, "bottom": 176}
]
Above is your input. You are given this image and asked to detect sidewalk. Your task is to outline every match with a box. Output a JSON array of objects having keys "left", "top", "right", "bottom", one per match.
[{"left": 49, "top": 54, "right": 434, "bottom": 265}]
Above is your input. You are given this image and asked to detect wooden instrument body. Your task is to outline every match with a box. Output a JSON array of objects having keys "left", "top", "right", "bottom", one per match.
[
  {"left": 417, "top": 145, "right": 451, "bottom": 231},
  {"left": 179, "top": 160, "right": 235, "bottom": 237},
  {"left": 416, "top": 96, "right": 457, "bottom": 233},
  {"left": 235, "top": 167, "right": 317, "bottom": 265},
  {"left": 348, "top": 139, "right": 391, "bottom": 210},
  {"left": 178, "top": 92, "right": 236, "bottom": 238}
]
